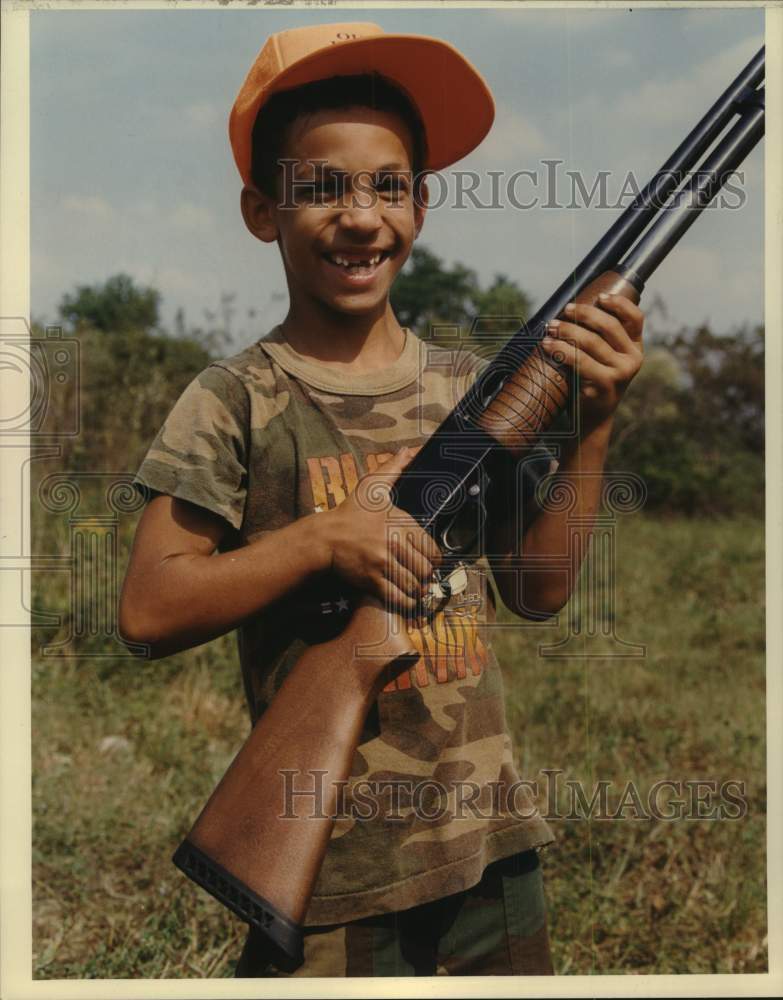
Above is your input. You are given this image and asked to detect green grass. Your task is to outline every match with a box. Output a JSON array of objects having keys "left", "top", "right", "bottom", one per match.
[
  {"left": 495, "top": 514, "right": 767, "bottom": 974},
  {"left": 31, "top": 508, "right": 766, "bottom": 977}
]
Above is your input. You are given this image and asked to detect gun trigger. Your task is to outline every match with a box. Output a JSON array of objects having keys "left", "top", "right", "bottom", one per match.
[{"left": 427, "top": 564, "right": 469, "bottom": 603}]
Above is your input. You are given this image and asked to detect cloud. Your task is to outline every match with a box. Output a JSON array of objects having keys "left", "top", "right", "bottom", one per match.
[
  {"left": 489, "top": 8, "right": 618, "bottom": 32},
  {"left": 168, "top": 201, "right": 214, "bottom": 232},
  {"left": 183, "top": 101, "right": 221, "bottom": 131},
  {"left": 563, "top": 37, "right": 763, "bottom": 133},
  {"left": 652, "top": 241, "right": 763, "bottom": 330},
  {"left": 473, "top": 101, "right": 551, "bottom": 166},
  {"left": 57, "top": 194, "right": 214, "bottom": 234},
  {"left": 128, "top": 198, "right": 158, "bottom": 221},
  {"left": 598, "top": 47, "right": 636, "bottom": 71},
  {"left": 154, "top": 266, "right": 212, "bottom": 300},
  {"left": 61, "top": 194, "right": 114, "bottom": 221}
]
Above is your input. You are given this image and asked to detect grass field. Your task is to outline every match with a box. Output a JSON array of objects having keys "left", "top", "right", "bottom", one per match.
[{"left": 31, "top": 506, "right": 766, "bottom": 978}]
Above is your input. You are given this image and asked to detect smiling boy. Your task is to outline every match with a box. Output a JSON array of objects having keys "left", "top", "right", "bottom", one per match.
[{"left": 121, "top": 22, "right": 644, "bottom": 978}]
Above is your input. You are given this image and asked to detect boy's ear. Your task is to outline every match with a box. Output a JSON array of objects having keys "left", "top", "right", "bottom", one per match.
[
  {"left": 413, "top": 177, "right": 429, "bottom": 240},
  {"left": 240, "top": 185, "right": 278, "bottom": 244}
]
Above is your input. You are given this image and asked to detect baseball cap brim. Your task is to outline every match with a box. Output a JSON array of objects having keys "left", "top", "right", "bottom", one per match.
[{"left": 230, "top": 33, "right": 495, "bottom": 185}]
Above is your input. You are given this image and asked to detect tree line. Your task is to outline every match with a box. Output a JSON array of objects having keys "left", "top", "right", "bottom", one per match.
[{"left": 40, "top": 250, "right": 764, "bottom": 516}]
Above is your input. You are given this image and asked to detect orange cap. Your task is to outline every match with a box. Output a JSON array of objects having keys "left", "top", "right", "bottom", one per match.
[{"left": 229, "top": 22, "right": 495, "bottom": 186}]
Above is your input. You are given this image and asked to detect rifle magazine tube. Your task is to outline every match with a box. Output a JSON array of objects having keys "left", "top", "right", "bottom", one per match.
[
  {"left": 505, "top": 46, "right": 764, "bottom": 345},
  {"left": 394, "top": 51, "right": 765, "bottom": 537},
  {"left": 619, "top": 93, "right": 765, "bottom": 285}
]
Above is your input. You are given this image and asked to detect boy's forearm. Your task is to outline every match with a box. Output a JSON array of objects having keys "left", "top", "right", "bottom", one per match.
[
  {"left": 121, "top": 514, "right": 331, "bottom": 658},
  {"left": 490, "top": 417, "right": 614, "bottom": 618}
]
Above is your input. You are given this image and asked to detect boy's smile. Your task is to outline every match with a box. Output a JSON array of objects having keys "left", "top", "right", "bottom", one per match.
[{"left": 243, "top": 106, "right": 425, "bottom": 327}]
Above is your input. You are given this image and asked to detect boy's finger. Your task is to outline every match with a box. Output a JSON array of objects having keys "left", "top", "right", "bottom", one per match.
[
  {"left": 541, "top": 338, "right": 614, "bottom": 384},
  {"left": 395, "top": 516, "right": 441, "bottom": 562},
  {"left": 547, "top": 320, "right": 618, "bottom": 367},
  {"left": 356, "top": 448, "right": 418, "bottom": 510},
  {"left": 594, "top": 293, "right": 644, "bottom": 343},
  {"left": 379, "top": 579, "right": 420, "bottom": 615},
  {"left": 384, "top": 445, "right": 422, "bottom": 478},
  {"left": 366, "top": 447, "right": 409, "bottom": 481},
  {"left": 558, "top": 303, "right": 631, "bottom": 353},
  {"left": 394, "top": 540, "right": 434, "bottom": 586},
  {"left": 386, "top": 556, "right": 425, "bottom": 599},
  {"left": 408, "top": 527, "right": 443, "bottom": 569}
]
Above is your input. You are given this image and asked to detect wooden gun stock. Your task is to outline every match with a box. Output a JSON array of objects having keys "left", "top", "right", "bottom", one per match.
[{"left": 173, "top": 597, "right": 418, "bottom": 961}]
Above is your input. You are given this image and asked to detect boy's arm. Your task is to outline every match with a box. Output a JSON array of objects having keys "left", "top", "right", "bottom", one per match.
[
  {"left": 486, "top": 293, "right": 644, "bottom": 619},
  {"left": 120, "top": 495, "right": 326, "bottom": 658},
  {"left": 120, "top": 447, "right": 439, "bottom": 659}
]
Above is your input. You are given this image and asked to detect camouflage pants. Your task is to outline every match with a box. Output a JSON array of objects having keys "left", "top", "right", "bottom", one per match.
[{"left": 234, "top": 849, "right": 554, "bottom": 977}]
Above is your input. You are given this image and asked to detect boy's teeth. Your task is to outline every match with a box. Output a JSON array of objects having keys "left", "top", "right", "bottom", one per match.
[{"left": 331, "top": 253, "right": 381, "bottom": 267}]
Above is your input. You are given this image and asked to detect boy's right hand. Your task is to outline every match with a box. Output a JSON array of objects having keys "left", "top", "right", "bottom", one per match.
[{"left": 318, "top": 447, "right": 443, "bottom": 614}]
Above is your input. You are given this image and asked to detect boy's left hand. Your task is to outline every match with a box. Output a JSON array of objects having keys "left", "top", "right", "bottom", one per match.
[{"left": 540, "top": 293, "right": 644, "bottom": 432}]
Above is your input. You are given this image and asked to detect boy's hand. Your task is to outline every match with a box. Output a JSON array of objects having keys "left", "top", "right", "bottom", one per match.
[
  {"left": 540, "top": 293, "right": 644, "bottom": 432},
  {"left": 319, "top": 447, "right": 443, "bottom": 614}
]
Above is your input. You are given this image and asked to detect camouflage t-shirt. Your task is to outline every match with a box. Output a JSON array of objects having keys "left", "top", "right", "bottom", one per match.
[{"left": 134, "top": 326, "right": 556, "bottom": 925}]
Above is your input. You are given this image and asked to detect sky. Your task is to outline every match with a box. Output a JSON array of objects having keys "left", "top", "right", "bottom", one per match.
[{"left": 30, "top": 5, "right": 766, "bottom": 347}]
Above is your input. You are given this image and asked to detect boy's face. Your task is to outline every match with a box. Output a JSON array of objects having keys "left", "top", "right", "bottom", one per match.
[{"left": 243, "top": 106, "right": 426, "bottom": 320}]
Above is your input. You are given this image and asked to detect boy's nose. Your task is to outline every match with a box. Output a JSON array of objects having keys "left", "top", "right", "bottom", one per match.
[{"left": 335, "top": 194, "right": 383, "bottom": 234}]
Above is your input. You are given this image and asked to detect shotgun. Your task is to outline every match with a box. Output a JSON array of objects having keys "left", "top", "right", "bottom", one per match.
[{"left": 173, "top": 47, "right": 765, "bottom": 962}]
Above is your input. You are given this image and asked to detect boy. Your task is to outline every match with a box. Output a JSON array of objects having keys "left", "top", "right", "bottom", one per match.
[{"left": 120, "top": 22, "right": 644, "bottom": 977}]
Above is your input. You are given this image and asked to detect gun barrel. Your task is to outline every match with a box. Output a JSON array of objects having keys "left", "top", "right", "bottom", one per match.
[
  {"left": 527, "top": 45, "right": 765, "bottom": 330},
  {"left": 462, "top": 45, "right": 765, "bottom": 422},
  {"left": 619, "top": 90, "right": 764, "bottom": 285},
  {"left": 392, "top": 47, "right": 765, "bottom": 550}
]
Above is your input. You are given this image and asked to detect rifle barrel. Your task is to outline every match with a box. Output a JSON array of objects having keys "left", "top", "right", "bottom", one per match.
[
  {"left": 392, "top": 47, "right": 766, "bottom": 549},
  {"left": 619, "top": 91, "right": 764, "bottom": 286},
  {"left": 463, "top": 45, "right": 766, "bottom": 413},
  {"left": 527, "top": 45, "right": 765, "bottom": 327}
]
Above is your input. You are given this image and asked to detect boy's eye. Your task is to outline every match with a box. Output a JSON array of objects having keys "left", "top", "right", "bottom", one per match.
[
  {"left": 289, "top": 173, "right": 346, "bottom": 205},
  {"left": 376, "top": 173, "right": 411, "bottom": 200},
  {"left": 311, "top": 174, "right": 346, "bottom": 204},
  {"left": 312, "top": 182, "right": 338, "bottom": 203}
]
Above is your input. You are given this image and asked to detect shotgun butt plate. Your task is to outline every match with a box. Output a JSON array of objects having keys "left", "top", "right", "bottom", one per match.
[{"left": 173, "top": 839, "right": 304, "bottom": 962}]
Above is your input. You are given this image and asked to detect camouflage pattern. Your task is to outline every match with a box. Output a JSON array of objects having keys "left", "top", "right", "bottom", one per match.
[
  {"left": 234, "top": 849, "right": 554, "bottom": 977},
  {"left": 135, "top": 326, "right": 556, "bottom": 926}
]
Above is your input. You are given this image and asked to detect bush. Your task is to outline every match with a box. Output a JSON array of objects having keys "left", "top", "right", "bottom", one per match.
[{"left": 610, "top": 326, "right": 764, "bottom": 515}]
